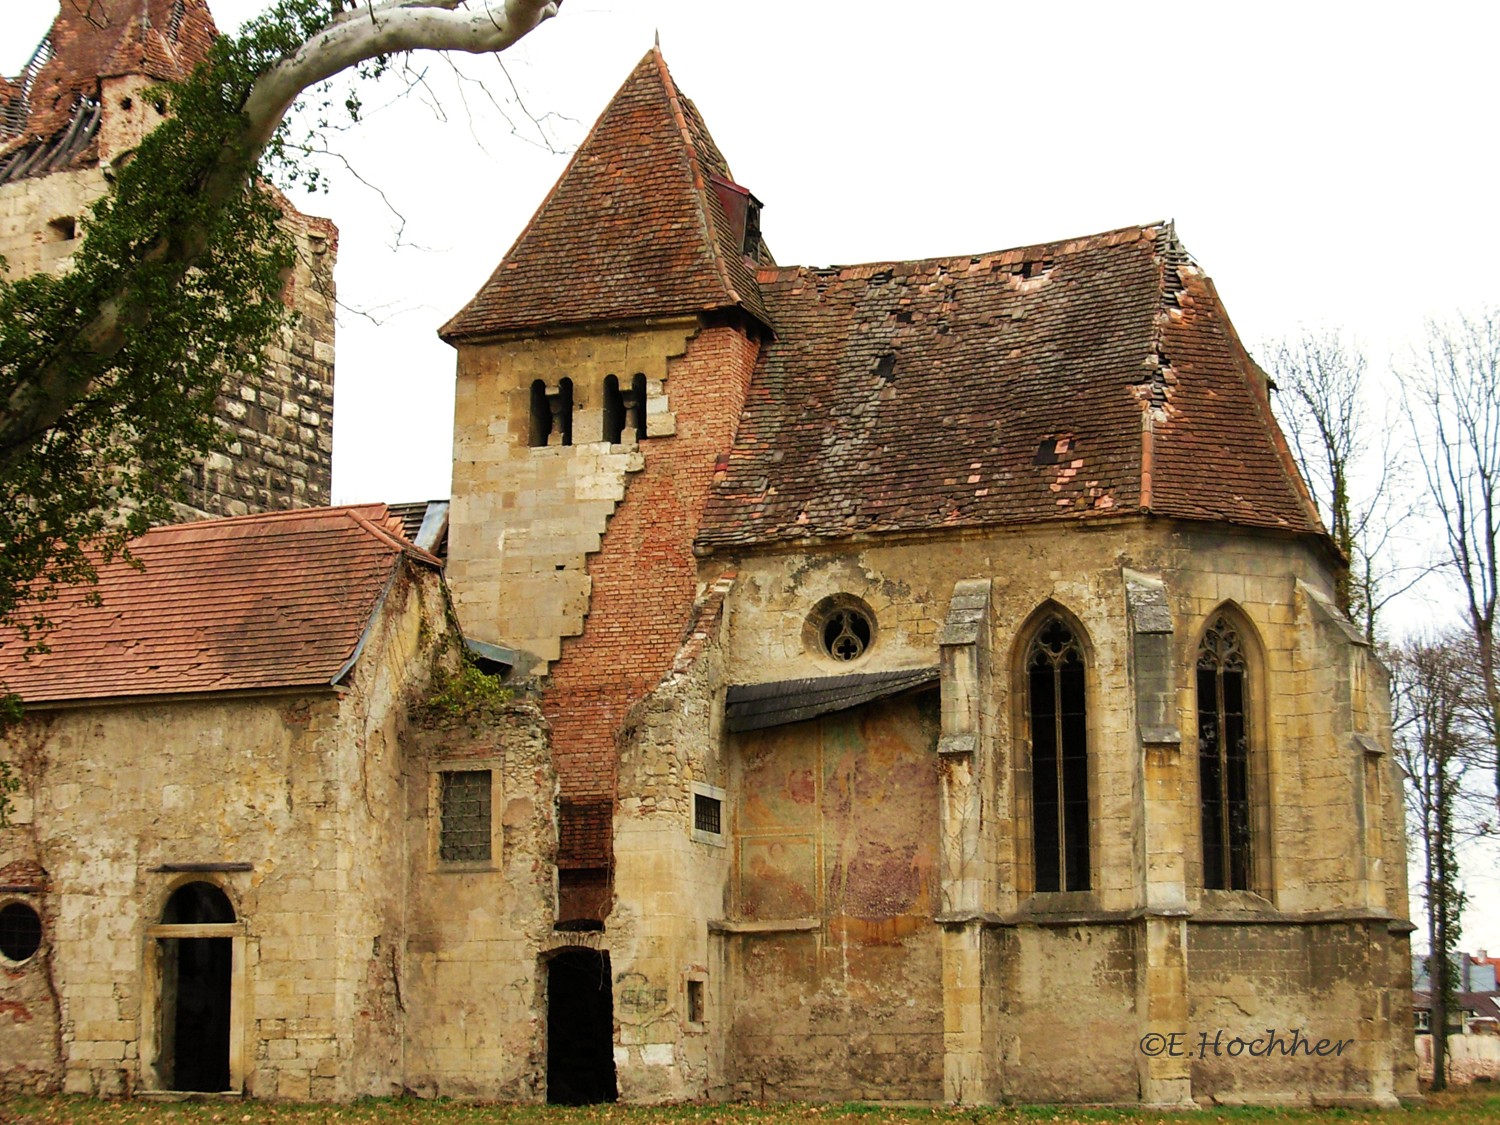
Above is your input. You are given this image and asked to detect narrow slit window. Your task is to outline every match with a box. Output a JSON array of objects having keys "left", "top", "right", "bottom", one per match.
[
  {"left": 529, "top": 379, "right": 551, "bottom": 447},
  {"left": 557, "top": 377, "right": 575, "bottom": 446},
  {"left": 1027, "top": 617, "right": 1089, "bottom": 892},
  {"left": 603, "top": 375, "right": 625, "bottom": 444},
  {"left": 630, "top": 374, "right": 648, "bottom": 442},
  {"left": 686, "top": 978, "right": 705, "bottom": 1024},
  {"left": 1198, "top": 616, "right": 1251, "bottom": 890}
]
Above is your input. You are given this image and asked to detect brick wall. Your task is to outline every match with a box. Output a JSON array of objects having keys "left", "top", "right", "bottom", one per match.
[{"left": 542, "top": 322, "right": 760, "bottom": 909}]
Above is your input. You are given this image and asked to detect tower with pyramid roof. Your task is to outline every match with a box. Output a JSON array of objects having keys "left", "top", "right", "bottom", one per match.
[
  {"left": 0, "top": 0, "right": 337, "bottom": 518},
  {"left": 442, "top": 46, "right": 774, "bottom": 929}
]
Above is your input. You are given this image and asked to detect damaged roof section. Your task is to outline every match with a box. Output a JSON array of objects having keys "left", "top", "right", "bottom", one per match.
[
  {"left": 1, "top": 0, "right": 218, "bottom": 184},
  {"left": 725, "top": 666, "right": 939, "bottom": 733},
  {"left": 441, "top": 47, "right": 772, "bottom": 341},
  {"left": 0, "top": 504, "right": 440, "bottom": 706},
  {"left": 697, "top": 224, "right": 1322, "bottom": 551}
]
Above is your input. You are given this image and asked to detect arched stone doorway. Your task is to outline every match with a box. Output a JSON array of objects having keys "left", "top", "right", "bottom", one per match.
[{"left": 144, "top": 881, "right": 243, "bottom": 1092}]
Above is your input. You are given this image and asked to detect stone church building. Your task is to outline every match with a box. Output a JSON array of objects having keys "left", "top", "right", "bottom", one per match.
[{"left": 1, "top": 1, "right": 1416, "bottom": 1108}]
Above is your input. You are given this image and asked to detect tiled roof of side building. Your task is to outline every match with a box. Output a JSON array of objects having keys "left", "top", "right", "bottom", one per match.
[
  {"left": 696, "top": 223, "right": 1324, "bottom": 550},
  {"left": 0, "top": 504, "right": 440, "bottom": 706},
  {"left": 441, "top": 47, "right": 772, "bottom": 341}
]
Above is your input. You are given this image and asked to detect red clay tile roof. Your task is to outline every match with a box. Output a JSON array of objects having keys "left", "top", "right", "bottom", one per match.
[
  {"left": 441, "top": 47, "right": 771, "bottom": 341},
  {"left": 696, "top": 223, "right": 1324, "bottom": 550},
  {"left": 1, "top": 0, "right": 217, "bottom": 180},
  {"left": 0, "top": 504, "right": 439, "bottom": 705}
]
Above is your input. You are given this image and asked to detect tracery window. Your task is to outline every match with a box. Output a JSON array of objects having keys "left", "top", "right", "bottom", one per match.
[
  {"left": 1027, "top": 617, "right": 1090, "bottom": 892},
  {"left": 1198, "top": 614, "right": 1252, "bottom": 890}
]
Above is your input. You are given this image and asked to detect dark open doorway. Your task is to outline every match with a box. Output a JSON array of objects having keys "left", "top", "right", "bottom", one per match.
[
  {"left": 546, "top": 949, "right": 618, "bottom": 1104},
  {"left": 158, "top": 882, "right": 235, "bottom": 1092}
]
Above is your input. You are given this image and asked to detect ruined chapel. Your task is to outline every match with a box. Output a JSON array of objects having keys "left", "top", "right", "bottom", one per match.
[{"left": 2, "top": 1, "right": 1417, "bottom": 1108}]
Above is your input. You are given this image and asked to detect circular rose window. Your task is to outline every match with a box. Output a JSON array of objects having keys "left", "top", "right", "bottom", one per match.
[{"left": 807, "top": 596, "right": 877, "bottom": 662}]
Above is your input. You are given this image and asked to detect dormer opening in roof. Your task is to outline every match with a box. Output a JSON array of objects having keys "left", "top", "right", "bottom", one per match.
[{"left": 709, "top": 174, "right": 764, "bottom": 264}]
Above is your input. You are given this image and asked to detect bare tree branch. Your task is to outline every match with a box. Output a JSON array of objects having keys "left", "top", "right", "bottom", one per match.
[{"left": 1404, "top": 309, "right": 1500, "bottom": 798}]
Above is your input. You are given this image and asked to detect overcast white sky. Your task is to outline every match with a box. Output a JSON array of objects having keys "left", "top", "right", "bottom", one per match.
[{"left": 6, "top": 2, "right": 1499, "bottom": 950}]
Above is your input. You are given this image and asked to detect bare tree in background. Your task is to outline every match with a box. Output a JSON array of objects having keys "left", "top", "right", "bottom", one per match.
[
  {"left": 1388, "top": 631, "right": 1489, "bottom": 1090},
  {"left": 1269, "top": 330, "right": 1420, "bottom": 642},
  {"left": 1406, "top": 310, "right": 1500, "bottom": 797}
]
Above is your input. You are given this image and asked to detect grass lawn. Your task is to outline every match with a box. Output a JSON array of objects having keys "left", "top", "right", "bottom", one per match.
[{"left": 2, "top": 1088, "right": 1498, "bottom": 1125}]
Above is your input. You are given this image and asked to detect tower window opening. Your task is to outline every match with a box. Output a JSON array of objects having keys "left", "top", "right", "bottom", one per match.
[
  {"left": 603, "top": 375, "right": 625, "bottom": 444},
  {"left": 556, "top": 378, "right": 574, "bottom": 446},
  {"left": 628, "top": 374, "right": 648, "bottom": 443},
  {"left": 529, "top": 379, "right": 551, "bottom": 447}
]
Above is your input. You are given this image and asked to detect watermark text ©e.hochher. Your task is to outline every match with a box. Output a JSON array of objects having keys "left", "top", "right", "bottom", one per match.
[{"left": 1139, "top": 1029, "right": 1354, "bottom": 1059}]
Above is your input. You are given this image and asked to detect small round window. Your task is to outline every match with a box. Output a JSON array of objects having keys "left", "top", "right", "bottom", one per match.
[
  {"left": 808, "top": 596, "right": 877, "bottom": 662},
  {"left": 0, "top": 902, "right": 43, "bottom": 963}
]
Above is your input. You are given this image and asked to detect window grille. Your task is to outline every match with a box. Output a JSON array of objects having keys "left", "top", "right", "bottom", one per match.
[
  {"left": 440, "top": 770, "right": 492, "bottom": 862},
  {"left": 694, "top": 792, "right": 722, "bottom": 836}
]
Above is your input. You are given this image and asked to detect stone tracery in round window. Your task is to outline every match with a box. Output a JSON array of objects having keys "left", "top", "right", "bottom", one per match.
[
  {"left": 823, "top": 609, "right": 872, "bottom": 661},
  {"left": 808, "top": 596, "right": 877, "bottom": 663}
]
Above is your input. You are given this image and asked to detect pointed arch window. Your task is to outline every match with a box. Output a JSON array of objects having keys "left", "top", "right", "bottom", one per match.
[
  {"left": 1027, "top": 617, "right": 1090, "bottom": 892},
  {"left": 1198, "top": 614, "right": 1252, "bottom": 890}
]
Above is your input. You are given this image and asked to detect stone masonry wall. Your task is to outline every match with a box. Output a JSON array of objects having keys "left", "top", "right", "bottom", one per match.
[
  {"left": 447, "top": 318, "right": 762, "bottom": 899},
  {"left": 0, "top": 75, "right": 335, "bottom": 519},
  {"left": 400, "top": 700, "right": 555, "bottom": 1099},
  {"left": 0, "top": 565, "right": 447, "bottom": 1100},
  {"left": 447, "top": 320, "right": 696, "bottom": 667},
  {"left": 186, "top": 202, "right": 336, "bottom": 518},
  {"left": 607, "top": 577, "right": 734, "bottom": 1102},
  {"left": 706, "top": 516, "right": 1413, "bottom": 1104}
]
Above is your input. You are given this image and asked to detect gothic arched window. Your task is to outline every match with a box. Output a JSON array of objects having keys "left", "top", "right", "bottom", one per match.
[
  {"left": 1027, "top": 617, "right": 1090, "bottom": 892},
  {"left": 1198, "top": 614, "right": 1252, "bottom": 890}
]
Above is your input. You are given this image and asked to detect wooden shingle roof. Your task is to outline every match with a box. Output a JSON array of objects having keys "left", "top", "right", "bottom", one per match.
[
  {"left": 0, "top": 504, "right": 439, "bottom": 706},
  {"left": 441, "top": 47, "right": 771, "bottom": 341},
  {"left": 697, "top": 224, "right": 1324, "bottom": 550}
]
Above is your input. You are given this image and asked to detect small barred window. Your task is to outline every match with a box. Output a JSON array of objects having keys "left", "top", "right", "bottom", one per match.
[
  {"left": 440, "top": 770, "right": 492, "bottom": 863},
  {"left": 694, "top": 792, "right": 722, "bottom": 836}
]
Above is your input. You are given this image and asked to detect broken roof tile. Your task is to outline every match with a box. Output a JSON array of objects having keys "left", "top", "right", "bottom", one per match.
[
  {"left": 696, "top": 224, "right": 1322, "bottom": 550},
  {"left": 1, "top": 1, "right": 217, "bottom": 182}
]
